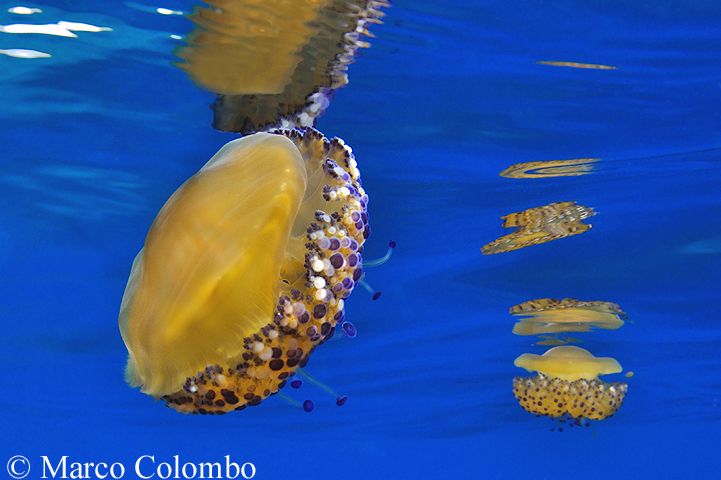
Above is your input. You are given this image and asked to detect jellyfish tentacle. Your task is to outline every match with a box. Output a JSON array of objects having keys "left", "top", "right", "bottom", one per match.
[{"left": 364, "top": 240, "right": 396, "bottom": 267}]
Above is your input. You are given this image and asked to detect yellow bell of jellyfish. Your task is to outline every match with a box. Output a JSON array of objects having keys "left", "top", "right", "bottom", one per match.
[
  {"left": 512, "top": 346, "right": 628, "bottom": 420},
  {"left": 119, "top": 128, "right": 369, "bottom": 414}
]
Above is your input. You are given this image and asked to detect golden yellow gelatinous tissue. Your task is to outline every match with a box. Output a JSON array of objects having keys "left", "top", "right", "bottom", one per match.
[
  {"left": 513, "top": 346, "right": 627, "bottom": 420},
  {"left": 481, "top": 201, "right": 595, "bottom": 255},
  {"left": 119, "top": 128, "right": 369, "bottom": 414},
  {"left": 176, "top": 0, "right": 389, "bottom": 133},
  {"left": 510, "top": 298, "right": 625, "bottom": 336}
]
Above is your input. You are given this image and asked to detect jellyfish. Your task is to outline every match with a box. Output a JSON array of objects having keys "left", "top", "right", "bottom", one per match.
[
  {"left": 481, "top": 201, "right": 595, "bottom": 255},
  {"left": 512, "top": 346, "right": 628, "bottom": 420},
  {"left": 118, "top": 127, "right": 369, "bottom": 414},
  {"left": 176, "top": 0, "right": 389, "bottom": 133},
  {"left": 499, "top": 158, "right": 598, "bottom": 179},
  {"left": 510, "top": 298, "right": 625, "bottom": 336}
]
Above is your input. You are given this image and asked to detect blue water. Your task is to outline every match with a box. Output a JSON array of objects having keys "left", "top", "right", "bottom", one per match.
[{"left": 2, "top": 1, "right": 720, "bottom": 479}]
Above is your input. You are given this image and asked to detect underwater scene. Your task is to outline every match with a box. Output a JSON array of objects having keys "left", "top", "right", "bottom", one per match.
[{"left": 1, "top": 1, "right": 720, "bottom": 479}]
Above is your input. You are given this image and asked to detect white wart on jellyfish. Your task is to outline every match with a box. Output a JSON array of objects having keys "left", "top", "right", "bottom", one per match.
[
  {"left": 119, "top": 1, "right": 391, "bottom": 414},
  {"left": 512, "top": 346, "right": 628, "bottom": 429}
]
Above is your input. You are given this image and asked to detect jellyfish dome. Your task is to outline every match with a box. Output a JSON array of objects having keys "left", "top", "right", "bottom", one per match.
[
  {"left": 118, "top": 128, "right": 369, "bottom": 414},
  {"left": 512, "top": 346, "right": 628, "bottom": 420}
]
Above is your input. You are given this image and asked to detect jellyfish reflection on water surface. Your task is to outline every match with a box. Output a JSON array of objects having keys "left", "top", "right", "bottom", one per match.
[
  {"left": 482, "top": 201, "right": 595, "bottom": 255},
  {"left": 177, "top": 0, "right": 389, "bottom": 133},
  {"left": 511, "top": 298, "right": 626, "bottom": 336}
]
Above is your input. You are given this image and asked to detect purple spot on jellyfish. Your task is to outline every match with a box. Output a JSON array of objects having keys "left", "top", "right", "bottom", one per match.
[
  {"left": 342, "top": 321, "right": 357, "bottom": 338},
  {"left": 303, "top": 400, "right": 314, "bottom": 412},
  {"left": 313, "top": 304, "right": 327, "bottom": 319},
  {"left": 330, "top": 253, "right": 344, "bottom": 268}
]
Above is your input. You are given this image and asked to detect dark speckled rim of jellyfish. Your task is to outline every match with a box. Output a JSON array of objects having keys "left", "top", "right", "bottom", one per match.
[
  {"left": 162, "top": 128, "right": 370, "bottom": 414},
  {"left": 176, "top": 0, "right": 390, "bottom": 134}
]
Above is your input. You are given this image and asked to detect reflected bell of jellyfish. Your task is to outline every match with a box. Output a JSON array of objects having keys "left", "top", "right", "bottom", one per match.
[
  {"left": 481, "top": 201, "right": 595, "bottom": 255},
  {"left": 118, "top": 128, "right": 370, "bottom": 414},
  {"left": 175, "top": 0, "right": 389, "bottom": 134},
  {"left": 510, "top": 298, "right": 626, "bottom": 337},
  {"left": 512, "top": 346, "right": 628, "bottom": 421},
  {"left": 499, "top": 158, "right": 598, "bottom": 179}
]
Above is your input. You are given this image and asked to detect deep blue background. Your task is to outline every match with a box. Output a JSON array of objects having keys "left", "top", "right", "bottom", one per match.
[{"left": 1, "top": 1, "right": 720, "bottom": 479}]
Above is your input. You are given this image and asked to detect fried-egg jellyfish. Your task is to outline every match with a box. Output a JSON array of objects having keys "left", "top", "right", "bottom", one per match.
[
  {"left": 511, "top": 298, "right": 625, "bottom": 336},
  {"left": 176, "top": 0, "right": 388, "bottom": 133},
  {"left": 119, "top": 128, "right": 369, "bottom": 414},
  {"left": 513, "top": 346, "right": 627, "bottom": 420}
]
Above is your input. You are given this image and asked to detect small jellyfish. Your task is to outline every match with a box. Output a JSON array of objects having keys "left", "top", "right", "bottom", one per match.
[
  {"left": 512, "top": 346, "right": 628, "bottom": 420},
  {"left": 481, "top": 201, "right": 595, "bottom": 255},
  {"left": 119, "top": 128, "right": 369, "bottom": 414}
]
